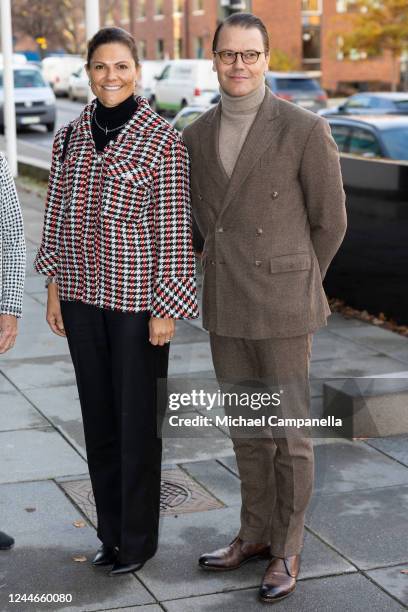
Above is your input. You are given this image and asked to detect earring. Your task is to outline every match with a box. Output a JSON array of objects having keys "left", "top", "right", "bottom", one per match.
[{"left": 88, "top": 80, "right": 91, "bottom": 86}]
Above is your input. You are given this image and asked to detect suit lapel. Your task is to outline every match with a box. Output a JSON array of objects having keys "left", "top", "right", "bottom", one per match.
[
  {"left": 199, "top": 104, "right": 229, "bottom": 190},
  {"left": 219, "top": 88, "right": 283, "bottom": 218}
]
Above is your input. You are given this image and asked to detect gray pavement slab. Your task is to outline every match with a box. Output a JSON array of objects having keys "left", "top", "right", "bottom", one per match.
[
  {"left": 168, "top": 342, "right": 213, "bottom": 376},
  {"left": 367, "top": 435, "right": 408, "bottom": 467},
  {"left": 326, "top": 312, "right": 367, "bottom": 329},
  {"left": 0, "top": 481, "right": 154, "bottom": 612},
  {"left": 172, "top": 321, "right": 209, "bottom": 345},
  {"left": 330, "top": 324, "right": 408, "bottom": 365},
  {"left": 24, "top": 274, "right": 49, "bottom": 294},
  {"left": 162, "top": 427, "right": 234, "bottom": 464},
  {"left": 310, "top": 328, "right": 378, "bottom": 362},
  {"left": 137, "top": 506, "right": 354, "bottom": 601},
  {"left": 310, "top": 353, "right": 408, "bottom": 383},
  {"left": 0, "top": 355, "right": 76, "bottom": 390},
  {"left": 23, "top": 384, "right": 86, "bottom": 457},
  {"left": 162, "top": 573, "right": 405, "bottom": 611},
  {"left": 1, "top": 331, "right": 70, "bottom": 360},
  {"left": 102, "top": 607, "right": 163, "bottom": 612},
  {"left": 181, "top": 459, "right": 241, "bottom": 507},
  {"left": 311, "top": 439, "right": 408, "bottom": 494},
  {"left": 306, "top": 484, "right": 408, "bottom": 569},
  {"left": 0, "top": 384, "right": 47, "bottom": 431},
  {"left": 367, "top": 563, "right": 408, "bottom": 607},
  {"left": 0, "top": 427, "right": 87, "bottom": 483}
]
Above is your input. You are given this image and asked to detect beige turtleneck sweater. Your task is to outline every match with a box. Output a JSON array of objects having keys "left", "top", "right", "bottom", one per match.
[{"left": 219, "top": 81, "right": 266, "bottom": 179}]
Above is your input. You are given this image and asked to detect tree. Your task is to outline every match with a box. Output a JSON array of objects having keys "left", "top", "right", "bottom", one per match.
[
  {"left": 336, "top": 0, "right": 408, "bottom": 91},
  {"left": 268, "top": 49, "right": 299, "bottom": 72},
  {"left": 12, "top": 0, "right": 86, "bottom": 56}
]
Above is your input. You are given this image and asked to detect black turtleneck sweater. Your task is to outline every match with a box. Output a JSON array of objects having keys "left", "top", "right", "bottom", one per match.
[{"left": 91, "top": 94, "right": 138, "bottom": 152}]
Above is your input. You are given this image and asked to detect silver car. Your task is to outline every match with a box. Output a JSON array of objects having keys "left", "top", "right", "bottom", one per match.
[
  {"left": 265, "top": 72, "right": 327, "bottom": 112},
  {"left": 0, "top": 65, "right": 56, "bottom": 132}
]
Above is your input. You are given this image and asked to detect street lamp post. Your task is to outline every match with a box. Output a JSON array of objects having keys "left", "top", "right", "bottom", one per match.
[
  {"left": 85, "top": 0, "right": 100, "bottom": 102},
  {"left": 0, "top": 0, "right": 17, "bottom": 176}
]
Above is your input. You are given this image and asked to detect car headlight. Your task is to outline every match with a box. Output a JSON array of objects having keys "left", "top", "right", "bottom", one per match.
[{"left": 44, "top": 99, "right": 54, "bottom": 106}]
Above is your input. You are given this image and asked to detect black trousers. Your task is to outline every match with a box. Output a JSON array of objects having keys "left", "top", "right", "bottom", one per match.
[{"left": 60, "top": 300, "right": 169, "bottom": 563}]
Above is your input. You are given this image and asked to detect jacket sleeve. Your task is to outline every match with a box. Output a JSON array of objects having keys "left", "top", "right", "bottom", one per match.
[
  {"left": 150, "top": 136, "right": 199, "bottom": 319},
  {"left": 299, "top": 117, "right": 347, "bottom": 280},
  {"left": 0, "top": 155, "right": 26, "bottom": 317},
  {"left": 33, "top": 126, "right": 68, "bottom": 278}
]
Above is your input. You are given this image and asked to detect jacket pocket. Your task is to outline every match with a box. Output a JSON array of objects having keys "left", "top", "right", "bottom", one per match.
[
  {"left": 102, "top": 165, "right": 152, "bottom": 223},
  {"left": 269, "top": 252, "right": 311, "bottom": 274}
]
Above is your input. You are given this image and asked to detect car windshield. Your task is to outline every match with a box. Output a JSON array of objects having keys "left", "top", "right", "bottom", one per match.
[
  {"left": 0, "top": 69, "right": 46, "bottom": 88},
  {"left": 380, "top": 128, "right": 408, "bottom": 160},
  {"left": 273, "top": 78, "right": 320, "bottom": 91}
]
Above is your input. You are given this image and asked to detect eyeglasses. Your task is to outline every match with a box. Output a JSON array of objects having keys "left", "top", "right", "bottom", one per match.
[{"left": 214, "top": 50, "right": 266, "bottom": 65}]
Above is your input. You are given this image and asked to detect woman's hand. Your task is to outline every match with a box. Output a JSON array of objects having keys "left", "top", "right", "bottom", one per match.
[
  {"left": 149, "top": 317, "right": 175, "bottom": 346},
  {"left": 0, "top": 314, "right": 18, "bottom": 353},
  {"left": 46, "top": 283, "right": 66, "bottom": 337}
]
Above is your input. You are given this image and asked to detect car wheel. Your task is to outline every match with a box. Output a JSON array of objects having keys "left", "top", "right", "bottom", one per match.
[{"left": 46, "top": 121, "right": 55, "bottom": 133}]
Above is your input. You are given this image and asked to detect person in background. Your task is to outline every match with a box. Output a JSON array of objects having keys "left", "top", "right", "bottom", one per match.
[
  {"left": 183, "top": 13, "right": 346, "bottom": 604},
  {"left": 34, "top": 27, "right": 198, "bottom": 576},
  {"left": 0, "top": 153, "right": 26, "bottom": 552}
]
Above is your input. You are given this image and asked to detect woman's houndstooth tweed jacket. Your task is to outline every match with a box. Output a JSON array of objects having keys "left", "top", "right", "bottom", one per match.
[
  {"left": 0, "top": 153, "right": 26, "bottom": 318},
  {"left": 34, "top": 97, "right": 198, "bottom": 319}
]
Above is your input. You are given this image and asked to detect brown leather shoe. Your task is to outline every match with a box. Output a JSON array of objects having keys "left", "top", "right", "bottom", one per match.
[
  {"left": 199, "top": 536, "right": 270, "bottom": 571},
  {"left": 259, "top": 554, "right": 300, "bottom": 602}
]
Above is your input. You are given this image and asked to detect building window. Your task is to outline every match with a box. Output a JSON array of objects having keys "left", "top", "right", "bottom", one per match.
[
  {"left": 174, "top": 38, "right": 183, "bottom": 59},
  {"left": 155, "top": 0, "right": 164, "bottom": 15},
  {"left": 138, "top": 0, "right": 146, "bottom": 18},
  {"left": 174, "top": 0, "right": 183, "bottom": 13},
  {"left": 156, "top": 39, "right": 165, "bottom": 59},
  {"left": 301, "top": 0, "right": 322, "bottom": 13},
  {"left": 336, "top": 0, "right": 359, "bottom": 12},
  {"left": 139, "top": 40, "right": 147, "bottom": 60},
  {"left": 194, "top": 36, "right": 204, "bottom": 58},
  {"left": 193, "top": 0, "right": 204, "bottom": 11}
]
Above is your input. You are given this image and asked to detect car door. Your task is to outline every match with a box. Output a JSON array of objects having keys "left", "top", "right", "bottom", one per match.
[
  {"left": 329, "top": 123, "right": 352, "bottom": 153},
  {"left": 155, "top": 64, "right": 172, "bottom": 111},
  {"left": 348, "top": 126, "right": 384, "bottom": 158}
]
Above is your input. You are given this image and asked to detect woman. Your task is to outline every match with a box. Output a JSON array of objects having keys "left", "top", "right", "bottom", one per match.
[
  {"left": 0, "top": 152, "right": 26, "bottom": 554},
  {"left": 34, "top": 27, "right": 198, "bottom": 575}
]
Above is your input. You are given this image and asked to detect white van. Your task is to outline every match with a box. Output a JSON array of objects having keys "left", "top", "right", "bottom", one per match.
[
  {"left": 152, "top": 60, "right": 219, "bottom": 115},
  {"left": 42, "top": 55, "right": 84, "bottom": 96},
  {"left": 138, "top": 60, "right": 166, "bottom": 102}
]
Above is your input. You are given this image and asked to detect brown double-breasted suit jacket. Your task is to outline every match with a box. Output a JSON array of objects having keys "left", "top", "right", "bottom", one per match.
[{"left": 183, "top": 88, "right": 347, "bottom": 339}]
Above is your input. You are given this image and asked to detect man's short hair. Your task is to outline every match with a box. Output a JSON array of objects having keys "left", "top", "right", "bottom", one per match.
[{"left": 212, "top": 13, "right": 270, "bottom": 53}]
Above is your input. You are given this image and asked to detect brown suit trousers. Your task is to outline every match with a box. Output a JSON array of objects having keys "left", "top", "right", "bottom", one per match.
[{"left": 210, "top": 332, "right": 313, "bottom": 557}]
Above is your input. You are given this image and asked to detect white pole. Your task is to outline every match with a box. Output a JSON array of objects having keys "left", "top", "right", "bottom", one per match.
[
  {"left": 0, "top": 0, "right": 17, "bottom": 176},
  {"left": 85, "top": 0, "right": 100, "bottom": 103}
]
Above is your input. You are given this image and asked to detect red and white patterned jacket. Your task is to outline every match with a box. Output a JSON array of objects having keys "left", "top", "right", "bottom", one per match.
[{"left": 34, "top": 97, "right": 199, "bottom": 319}]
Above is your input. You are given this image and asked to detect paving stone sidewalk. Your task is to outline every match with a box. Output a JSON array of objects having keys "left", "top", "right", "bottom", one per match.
[{"left": 0, "top": 180, "right": 407, "bottom": 611}]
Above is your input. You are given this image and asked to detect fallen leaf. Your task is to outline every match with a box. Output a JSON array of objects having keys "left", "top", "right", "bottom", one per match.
[
  {"left": 73, "top": 520, "right": 86, "bottom": 528},
  {"left": 73, "top": 555, "right": 87, "bottom": 563}
]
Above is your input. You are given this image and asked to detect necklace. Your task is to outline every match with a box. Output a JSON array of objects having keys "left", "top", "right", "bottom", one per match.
[{"left": 92, "top": 109, "right": 129, "bottom": 135}]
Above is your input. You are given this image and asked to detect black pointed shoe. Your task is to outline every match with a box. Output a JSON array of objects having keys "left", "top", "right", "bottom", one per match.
[
  {"left": 109, "top": 561, "right": 145, "bottom": 576},
  {"left": 0, "top": 531, "right": 14, "bottom": 550},
  {"left": 92, "top": 545, "right": 117, "bottom": 566}
]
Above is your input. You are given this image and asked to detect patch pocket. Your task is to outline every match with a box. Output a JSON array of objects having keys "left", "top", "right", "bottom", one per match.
[
  {"left": 270, "top": 252, "right": 311, "bottom": 274},
  {"left": 102, "top": 165, "right": 152, "bottom": 222}
]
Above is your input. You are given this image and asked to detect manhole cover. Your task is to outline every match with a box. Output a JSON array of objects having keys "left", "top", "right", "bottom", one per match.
[{"left": 60, "top": 466, "right": 224, "bottom": 524}]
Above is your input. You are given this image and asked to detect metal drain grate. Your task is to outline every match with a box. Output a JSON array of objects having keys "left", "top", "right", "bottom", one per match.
[{"left": 60, "top": 466, "right": 223, "bottom": 524}]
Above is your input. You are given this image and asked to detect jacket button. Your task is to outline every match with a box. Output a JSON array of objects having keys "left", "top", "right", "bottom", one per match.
[
  {"left": 217, "top": 227, "right": 224, "bottom": 233},
  {"left": 271, "top": 191, "right": 279, "bottom": 199},
  {"left": 199, "top": 194, "right": 203, "bottom": 200},
  {"left": 256, "top": 228, "right": 263, "bottom": 236},
  {"left": 210, "top": 260, "right": 216, "bottom": 265},
  {"left": 255, "top": 260, "right": 262, "bottom": 267}
]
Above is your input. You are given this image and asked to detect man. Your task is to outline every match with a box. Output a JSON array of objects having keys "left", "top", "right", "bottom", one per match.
[
  {"left": 0, "top": 152, "right": 26, "bottom": 553},
  {"left": 183, "top": 13, "right": 346, "bottom": 604}
]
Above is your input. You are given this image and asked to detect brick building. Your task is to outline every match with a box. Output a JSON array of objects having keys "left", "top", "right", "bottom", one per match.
[{"left": 101, "top": 0, "right": 401, "bottom": 93}]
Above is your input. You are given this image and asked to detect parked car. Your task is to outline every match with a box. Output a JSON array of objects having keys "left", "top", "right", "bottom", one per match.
[
  {"left": 152, "top": 60, "right": 219, "bottom": 115},
  {"left": 327, "top": 115, "right": 408, "bottom": 161},
  {"left": 319, "top": 92, "right": 408, "bottom": 118},
  {"left": 171, "top": 105, "right": 210, "bottom": 132},
  {"left": 265, "top": 72, "right": 327, "bottom": 112},
  {"left": 0, "top": 65, "right": 56, "bottom": 132},
  {"left": 138, "top": 60, "right": 166, "bottom": 102},
  {"left": 68, "top": 65, "right": 89, "bottom": 101},
  {"left": 42, "top": 55, "right": 84, "bottom": 96}
]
